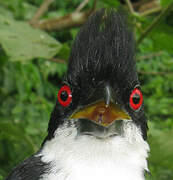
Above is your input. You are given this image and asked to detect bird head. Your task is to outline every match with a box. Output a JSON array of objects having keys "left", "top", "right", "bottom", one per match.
[{"left": 46, "top": 9, "right": 148, "bottom": 142}]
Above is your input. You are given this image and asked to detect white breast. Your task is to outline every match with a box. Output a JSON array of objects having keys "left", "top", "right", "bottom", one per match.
[{"left": 39, "top": 121, "right": 149, "bottom": 180}]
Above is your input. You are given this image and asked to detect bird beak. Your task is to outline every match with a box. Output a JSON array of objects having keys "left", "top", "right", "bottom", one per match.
[
  {"left": 70, "top": 85, "right": 130, "bottom": 127},
  {"left": 70, "top": 101, "right": 130, "bottom": 127}
]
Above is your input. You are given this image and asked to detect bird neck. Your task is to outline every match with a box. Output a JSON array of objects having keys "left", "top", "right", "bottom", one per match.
[{"left": 39, "top": 121, "right": 149, "bottom": 180}]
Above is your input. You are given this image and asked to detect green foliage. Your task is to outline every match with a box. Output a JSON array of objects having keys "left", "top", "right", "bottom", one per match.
[
  {"left": 147, "top": 122, "right": 173, "bottom": 180},
  {"left": 161, "top": 0, "right": 173, "bottom": 7},
  {"left": 0, "top": 0, "right": 173, "bottom": 179},
  {"left": 0, "top": 58, "right": 66, "bottom": 175},
  {"left": 0, "top": 14, "right": 61, "bottom": 61},
  {"left": 146, "top": 22, "right": 173, "bottom": 53},
  {"left": 98, "top": 0, "right": 120, "bottom": 8}
]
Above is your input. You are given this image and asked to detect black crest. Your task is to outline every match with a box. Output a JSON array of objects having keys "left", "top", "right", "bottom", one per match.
[
  {"left": 46, "top": 9, "right": 148, "bottom": 140},
  {"left": 66, "top": 8, "right": 137, "bottom": 89}
]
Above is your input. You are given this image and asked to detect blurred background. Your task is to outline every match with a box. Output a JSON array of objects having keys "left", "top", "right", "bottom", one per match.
[{"left": 0, "top": 0, "right": 173, "bottom": 179}]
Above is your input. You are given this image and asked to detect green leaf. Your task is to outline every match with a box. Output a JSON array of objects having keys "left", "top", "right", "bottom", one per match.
[
  {"left": 148, "top": 122, "right": 173, "bottom": 179},
  {"left": 0, "top": 14, "right": 61, "bottom": 61},
  {"left": 160, "top": 0, "right": 173, "bottom": 7},
  {"left": 0, "top": 122, "right": 37, "bottom": 152},
  {"left": 0, "top": 7, "right": 13, "bottom": 18},
  {"left": 99, "top": 0, "right": 120, "bottom": 7},
  {"left": 21, "top": 2, "right": 38, "bottom": 20},
  {"left": 148, "top": 22, "right": 173, "bottom": 53},
  {"left": 57, "top": 43, "right": 70, "bottom": 60},
  {"left": 0, "top": 174, "right": 3, "bottom": 180}
]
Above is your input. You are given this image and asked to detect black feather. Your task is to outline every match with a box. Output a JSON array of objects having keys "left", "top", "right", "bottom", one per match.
[
  {"left": 67, "top": 9, "right": 137, "bottom": 88},
  {"left": 5, "top": 153, "right": 50, "bottom": 180},
  {"left": 46, "top": 8, "right": 148, "bottom": 140},
  {"left": 6, "top": 8, "right": 148, "bottom": 179}
]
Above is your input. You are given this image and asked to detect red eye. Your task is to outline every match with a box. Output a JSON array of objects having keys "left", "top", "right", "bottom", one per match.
[
  {"left": 57, "top": 85, "right": 72, "bottom": 107},
  {"left": 130, "top": 88, "right": 143, "bottom": 110}
]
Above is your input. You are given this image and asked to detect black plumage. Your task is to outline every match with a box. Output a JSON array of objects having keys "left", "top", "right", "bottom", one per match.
[
  {"left": 6, "top": 154, "right": 49, "bottom": 180},
  {"left": 6, "top": 8, "right": 148, "bottom": 180},
  {"left": 47, "top": 9, "right": 148, "bottom": 141}
]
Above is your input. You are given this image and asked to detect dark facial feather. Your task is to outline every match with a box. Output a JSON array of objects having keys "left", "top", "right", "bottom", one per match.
[{"left": 46, "top": 9, "right": 148, "bottom": 141}]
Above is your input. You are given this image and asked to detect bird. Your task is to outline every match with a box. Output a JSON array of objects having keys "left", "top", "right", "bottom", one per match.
[{"left": 6, "top": 8, "right": 149, "bottom": 180}]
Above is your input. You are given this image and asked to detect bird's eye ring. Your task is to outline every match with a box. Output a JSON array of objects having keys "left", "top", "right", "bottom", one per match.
[
  {"left": 129, "top": 88, "right": 143, "bottom": 110},
  {"left": 58, "top": 85, "right": 72, "bottom": 107}
]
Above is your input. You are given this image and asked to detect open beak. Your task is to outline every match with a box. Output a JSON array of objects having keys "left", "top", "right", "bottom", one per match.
[
  {"left": 70, "top": 101, "right": 130, "bottom": 127},
  {"left": 70, "top": 86, "right": 131, "bottom": 138}
]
